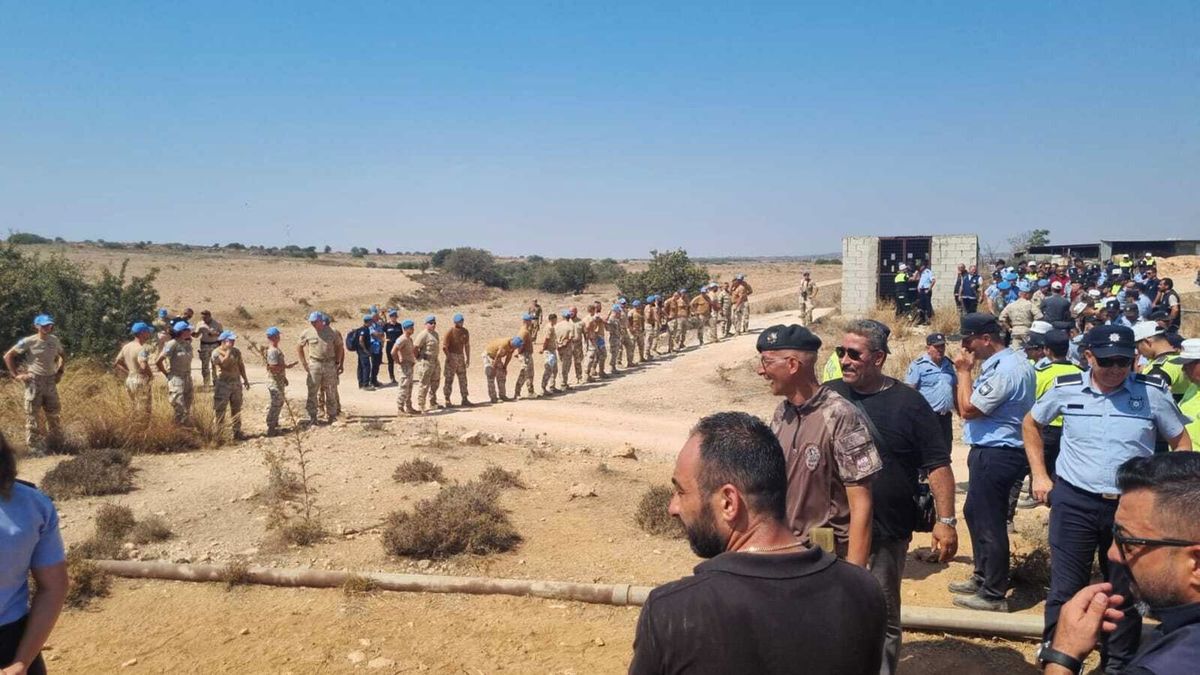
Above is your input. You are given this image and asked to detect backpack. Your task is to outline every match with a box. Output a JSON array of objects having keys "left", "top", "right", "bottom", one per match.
[{"left": 345, "top": 327, "right": 363, "bottom": 353}]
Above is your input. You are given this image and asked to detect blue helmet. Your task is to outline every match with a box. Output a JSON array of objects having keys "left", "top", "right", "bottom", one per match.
[
  {"left": 265, "top": 327, "right": 281, "bottom": 338},
  {"left": 453, "top": 313, "right": 464, "bottom": 323},
  {"left": 511, "top": 336, "right": 524, "bottom": 348},
  {"left": 1017, "top": 280, "right": 1032, "bottom": 293},
  {"left": 131, "top": 322, "right": 151, "bottom": 335}
]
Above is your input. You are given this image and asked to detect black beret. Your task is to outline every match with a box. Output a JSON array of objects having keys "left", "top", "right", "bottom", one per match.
[
  {"left": 757, "top": 324, "right": 822, "bottom": 353},
  {"left": 959, "top": 312, "right": 1001, "bottom": 337}
]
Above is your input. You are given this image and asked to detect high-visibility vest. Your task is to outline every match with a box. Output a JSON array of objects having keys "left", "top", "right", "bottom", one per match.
[{"left": 1035, "top": 361, "right": 1082, "bottom": 427}]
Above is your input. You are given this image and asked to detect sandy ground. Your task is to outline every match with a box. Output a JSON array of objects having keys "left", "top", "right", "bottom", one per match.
[{"left": 8, "top": 252, "right": 1058, "bottom": 673}]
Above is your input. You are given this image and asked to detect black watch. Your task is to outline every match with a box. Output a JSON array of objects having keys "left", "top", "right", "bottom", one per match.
[{"left": 1037, "top": 644, "right": 1083, "bottom": 674}]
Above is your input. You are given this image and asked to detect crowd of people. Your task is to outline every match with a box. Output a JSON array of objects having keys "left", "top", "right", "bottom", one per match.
[{"left": 5, "top": 253, "right": 1200, "bottom": 674}]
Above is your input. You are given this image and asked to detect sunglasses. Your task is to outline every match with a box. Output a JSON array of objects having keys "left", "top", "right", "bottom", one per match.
[
  {"left": 834, "top": 346, "right": 869, "bottom": 361},
  {"left": 759, "top": 354, "right": 795, "bottom": 368},
  {"left": 1094, "top": 356, "right": 1133, "bottom": 369},
  {"left": 1112, "top": 523, "right": 1199, "bottom": 566}
]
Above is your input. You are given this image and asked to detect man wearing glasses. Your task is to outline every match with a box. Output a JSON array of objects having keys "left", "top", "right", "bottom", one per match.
[
  {"left": 1040, "top": 453, "right": 1200, "bottom": 674},
  {"left": 1023, "top": 325, "right": 1191, "bottom": 673},
  {"left": 948, "top": 312, "right": 1036, "bottom": 612}
]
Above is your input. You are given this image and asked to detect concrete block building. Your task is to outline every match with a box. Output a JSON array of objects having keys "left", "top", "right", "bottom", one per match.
[{"left": 841, "top": 235, "right": 979, "bottom": 318}]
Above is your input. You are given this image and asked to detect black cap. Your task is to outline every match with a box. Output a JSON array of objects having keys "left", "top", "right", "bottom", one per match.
[
  {"left": 757, "top": 324, "right": 822, "bottom": 353},
  {"left": 1083, "top": 325, "right": 1136, "bottom": 358},
  {"left": 1105, "top": 299, "right": 1120, "bottom": 311},
  {"left": 1147, "top": 309, "right": 1169, "bottom": 322},
  {"left": 959, "top": 313, "right": 1002, "bottom": 338},
  {"left": 926, "top": 333, "right": 946, "bottom": 346},
  {"left": 1044, "top": 329, "right": 1070, "bottom": 352},
  {"left": 1024, "top": 332, "right": 1046, "bottom": 348}
]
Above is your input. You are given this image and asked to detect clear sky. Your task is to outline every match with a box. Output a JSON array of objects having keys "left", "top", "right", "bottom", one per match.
[{"left": 2, "top": 2, "right": 1196, "bottom": 258}]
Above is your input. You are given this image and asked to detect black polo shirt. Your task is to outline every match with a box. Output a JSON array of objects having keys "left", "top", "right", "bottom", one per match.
[
  {"left": 1125, "top": 602, "right": 1200, "bottom": 675},
  {"left": 629, "top": 547, "right": 885, "bottom": 674}
]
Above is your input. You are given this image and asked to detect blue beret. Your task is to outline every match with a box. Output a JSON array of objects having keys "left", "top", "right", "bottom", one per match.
[
  {"left": 387, "top": 308, "right": 398, "bottom": 317},
  {"left": 632, "top": 300, "right": 642, "bottom": 307},
  {"left": 265, "top": 327, "right": 281, "bottom": 337},
  {"left": 219, "top": 330, "right": 236, "bottom": 341},
  {"left": 521, "top": 313, "right": 532, "bottom": 320},
  {"left": 308, "top": 311, "right": 324, "bottom": 322},
  {"left": 172, "top": 321, "right": 191, "bottom": 333},
  {"left": 425, "top": 315, "right": 436, "bottom": 324},
  {"left": 401, "top": 319, "right": 414, "bottom": 329},
  {"left": 511, "top": 336, "right": 523, "bottom": 348},
  {"left": 453, "top": 313, "right": 464, "bottom": 323},
  {"left": 33, "top": 314, "right": 54, "bottom": 327},
  {"left": 131, "top": 322, "right": 151, "bottom": 335}
]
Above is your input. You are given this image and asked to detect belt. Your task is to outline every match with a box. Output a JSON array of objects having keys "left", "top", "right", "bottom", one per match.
[
  {"left": 937, "top": 411, "right": 953, "bottom": 417},
  {"left": 970, "top": 444, "right": 1023, "bottom": 452},
  {"left": 1060, "top": 478, "right": 1120, "bottom": 501},
  {"left": 200, "top": 341, "right": 220, "bottom": 346}
]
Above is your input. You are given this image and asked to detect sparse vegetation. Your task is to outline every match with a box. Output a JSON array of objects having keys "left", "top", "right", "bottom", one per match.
[
  {"left": 220, "top": 559, "right": 254, "bottom": 588},
  {"left": 619, "top": 249, "right": 709, "bottom": 301},
  {"left": 235, "top": 305, "right": 253, "bottom": 320},
  {"left": 1011, "top": 519, "right": 1051, "bottom": 588},
  {"left": 94, "top": 503, "right": 137, "bottom": 541},
  {"left": 42, "top": 448, "right": 135, "bottom": 500},
  {"left": 5, "top": 231, "right": 53, "bottom": 245},
  {"left": 65, "top": 553, "right": 112, "bottom": 608},
  {"left": 342, "top": 573, "right": 379, "bottom": 595},
  {"left": 478, "top": 465, "right": 525, "bottom": 490},
  {"left": 393, "top": 458, "right": 445, "bottom": 484},
  {"left": 130, "top": 515, "right": 174, "bottom": 544},
  {"left": 382, "top": 482, "right": 521, "bottom": 559},
  {"left": 635, "top": 485, "right": 684, "bottom": 538}
]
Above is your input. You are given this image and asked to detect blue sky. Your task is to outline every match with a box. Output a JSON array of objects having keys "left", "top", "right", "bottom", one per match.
[{"left": 1, "top": 2, "right": 1196, "bottom": 258}]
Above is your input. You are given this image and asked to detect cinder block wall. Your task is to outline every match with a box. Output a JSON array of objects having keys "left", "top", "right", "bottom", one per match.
[
  {"left": 931, "top": 235, "right": 979, "bottom": 311},
  {"left": 841, "top": 236, "right": 879, "bottom": 318}
]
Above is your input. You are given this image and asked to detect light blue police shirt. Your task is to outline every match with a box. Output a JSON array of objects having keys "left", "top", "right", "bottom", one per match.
[
  {"left": 1032, "top": 370, "right": 1190, "bottom": 494},
  {"left": 905, "top": 353, "right": 957, "bottom": 414},
  {"left": 963, "top": 347, "right": 1036, "bottom": 448},
  {"left": 918, "top": 269, "right": 934, "bottom": 291},
  {"left": 1, "top": 482, "right": 66, "bottom": 625}
]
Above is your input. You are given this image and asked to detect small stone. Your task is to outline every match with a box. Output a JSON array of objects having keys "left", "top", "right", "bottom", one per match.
[
  {"left": 416, "top": 559, "right": 431, "bottom": 571},
  {"left": 459, "top": 430, "right": 487, "bottom": 446},
  {"left": 592, "top": 637, "right": 605, "bottom": 647},
  {"left": 347, "top": 650, "right": 366, "bottom": 664},
  {"left": 121, "top": 658, "right": 138, "bottom": 667},
  {"left": 611, "top": 444, "right": 637, "bottom": 460},
  {"left": 358, "top": 638, "right": 372, "bottom": 647},
  {"left": 567, "top": 483, "right": 597, "bottom": 499},
  {"left": 239, "top": 628, "right": 250, "bottom": 635},
  {"left": 367, "top": 657, "right": 395, "bottom": 669}
]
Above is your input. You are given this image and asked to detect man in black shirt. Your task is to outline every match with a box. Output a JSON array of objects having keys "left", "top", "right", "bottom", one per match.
[
  {"left": 826, "top": 319, "right": 958, "bottom": 675},
  {"left": 629, "top": 411, "right": 885, "bottom": 675},
  {"left": 1041, "top": 281, "right": 1073, "bottom": 324}
]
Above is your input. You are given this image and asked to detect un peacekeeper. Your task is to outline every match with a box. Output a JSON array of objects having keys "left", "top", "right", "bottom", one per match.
[
  {"left": 568, "top": 307, "right": 585, "bottom": 384},
  {"left": 618, "top": 299, "right": 637, "bottom": 365},
  {"left": 113, "top": 322, "right": 154, "bottom": 416},
  {"left": 412, "top": 316, "right": 442, "bottom": 412},
  {"left": 484, "top": 336, "right": 519, "bottom": 402},
  {"left": 210, "top": 331, "right": 250, "bottom": 440},
  {"left": 999, "top": 280, "right": 1043, "bottom": 348},
  {"left": 513, "top": 313, "right": 536, "bottom": 398},
  {"left": 905, "top": 333, "right": 957, "bottom": 449},
  {"left": 585, "top": 307, "right": 607, "bottom": 380},
  {"left": 663, "top": 291, "right": 681, "bottom": 352},
  {"left": 264, "top": 327, "right": 297, "bottom": 436},
  {"left": 390, "top": 320, "right": 417, "bottom": 414},
  {"left": 539, "top": 313, "right": 560, "bottom": 396},
  {"left": 605, "top": 305, "right": 624, "bottom": 372},
  {"left": 716, "top": 282, "right": 733, "bottom": 337},
  {"left": 555, "top": 310, "right": 575, "bottom": 389},
  {"left": 948, "top": 312, "right": 1036, "bottom": 612},
  {"left": 528, "top": 299, "right": 543, "bottom": 344},
  {"left": 297, "top": 311, "right": 343, "bottom": 425},
  {"left": 4, "top": 315, "right": 65, "bottom": 454},
  {"left": 1025, "top": 325, "right": 1192, "bottom": 672},
  {"left": 442, "top": 313, "right": 471, "bottom": 407},
  {"left": 629, "top": 300, "right": 646, "bottom": 362},
  {"left": 194, "top": 310, "right": 223, "bottom": 386},
  {"left": 672, "top": 289, "right": 691, "bottom": 351},
  {"left": 732, "top": 274, "right": 753, "bottom": 333},
  {"left": 643, "top": 297, "right": 660, "bottom": 359},
  {"left": 690, "top": 285, "right": 715, "bottom": 345},
  {"left": 151, "top": 307, "right": 171, "bottom": 352},
  {"left": 155, "top": 321, "right": 195, "bottom": 424}
]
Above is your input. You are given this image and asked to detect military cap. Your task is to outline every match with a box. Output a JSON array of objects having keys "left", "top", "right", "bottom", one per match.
[
  {"left": 219, "top": 330, "right": 236, "bottom": 341},
  {"left": 131, "top": 322, "right": 151, "bottom": 335},
  {"left": 453, "top": 313, "right": 464, "bottom": 323},
  {"left": 926, "top": 333, "right": 946, "bottom": 346},
  {"left": 265, "top": 327, "right": 281, "bottom": 338},
  {"left": 33, "top": 314, "right": 54, "bottom": 327},
  {"left": 1024, "top": 332, "right": 1046, "bottom": 348},
  {"left": 959, "top": 312, "right": 1002, "bottom": 338},
  {"left": 1083, "top": 325, "right": 1135, "bottom": 358},
  {"left": 424, "top": 315, "right": 436, "bottom": 324},
  {"left": 757, "top": 324, "right": 821, "bottom": 353},
  {"left": 401, "top": 319, "right": 414, "bottom": 329},
  {"left": 307, "top": 311, "right": 324, "bottom": 322},
  {"left": 172, "top": 321, "right": 191, "bottom": 333},
  {"left": 1043, "top": 329, "right": 1070, "bottom": 352}
]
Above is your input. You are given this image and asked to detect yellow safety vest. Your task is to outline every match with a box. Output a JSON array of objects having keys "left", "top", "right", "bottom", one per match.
[
  {"left": 1035, "top": 361, "right": 1082, "bottom": 427},
  {"left": 1180, "top": 384, "right": 1200, "bottom": 447}
]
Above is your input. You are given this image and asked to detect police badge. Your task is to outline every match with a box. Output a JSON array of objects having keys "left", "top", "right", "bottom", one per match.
[{"left": 1129, "top": 396, "right": 1145, "bottom": 411}]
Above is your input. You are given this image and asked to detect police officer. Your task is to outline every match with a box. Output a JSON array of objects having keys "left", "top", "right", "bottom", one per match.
[
  {"left": 905, "top": 333, "right": 957, "bottom": 449},
  {"left": 1174, "top": 339, "right": 1200, "bottom": 442},
  {"left": 1029, "top": 330, "right": 1080, "bottom": 486},
  {"left": 1134, "top": 321, "right": 1188, "bottom": 402},
  {"left": 893, "top": 264, "right": 911, "bottom": 317},
  {"left": 1024, "top": 325, "right": 1192, "bottom": 672},
  {"left": 155, "top": 321, "right": 195, "bottom": 424},
  {"left": 948, "top": 313, "right": 1036, "bottom": 612},
  {"left": 4, "top": 315, "right": 65, "bottom": 454}
]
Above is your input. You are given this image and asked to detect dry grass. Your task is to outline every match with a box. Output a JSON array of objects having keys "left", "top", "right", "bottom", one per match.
[
  {"left": 220, "top": 559, "right": 254, "bottom": 588},
  {"left": 65, "top": 552, "right": 112, "bottom": 608},
  {"left": 341, "top": 573, "right": 379, "bottom": 595},
  {"left": 41, "top": 448, "right": 135, "bottom": 500},
  {"left": 381, "top": 482, "right": 521, "bottom": 559},
  {"left": 867, "top": 300, "right": 912, "bottom": 339},
  {"left": 72, "top": 504, "right": 174, "bottom": 560},
  {"left": 94, "top": 503, "right": 136, "bottom": 541},
  {"left": 635, "top": 485, "right": 684, "bottom": 538},
  {"left": 1011, "top": 519, "right": 1051, "bottom": 589},
  {"left": 392, "top": 458, "right": 445, "bottom": 484},
  {"left": 279, "top": 519, "right": 326, "bottom": 546},
  {"left": 477, "top": 465, "right": 525, "bottom": 490},
  {"left": 130, "top": 515, "right": 174, "bottom": 544}
]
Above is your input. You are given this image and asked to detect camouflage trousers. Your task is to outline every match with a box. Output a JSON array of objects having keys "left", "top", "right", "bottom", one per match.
[
  {"left": 305, "top": 360, "right": 339, "bottom": 422},
  {"left": 415, "top": 358, "right": 441, "bottom": 410},
  {"left": 483, "top": 354, "right": 507, "bottom": 402},
  {"left": 396, "top": 362, "right": 415, "bottom": 412},
  {"left": 24, "top": 375, "right": 61, "bottom": 452},
  {"left": 558, "top": 347, "right": 574, "bottom": 388},
  {"left": 608, "top": 332, "right": 622, "bottom": 371},
  {"left": 631, "top": 331, "right": 646, "bottom": 361},
  {"left": 733, "top": 304, "right": 750, "bottom": 334},
  {"left": 125, "top": 374, "right": 152, "bottom": 417},
  {"left": 513, "top": 353, "right": 535, "bottom": 396},
  {"left": 213, "top": 379, "right": 244, "bottom": 436},
  {"left": 670, "top": 318, "right": 687, "bottom": 350},
  {"left": 266, "top": 379, "right": 286, "bottom": 432},
  {"left": 799, "top": 297, "right": 814, "bottom": 327},
  {"left": 541, "top": 351, "right": 559, "bottom": 393},
  {"left": 621, "top": 332, "right": 636, "bottom": 365},
  {"left": 167, "top": 374, "right": 194, "bottom": 425},
  {"left": 571, "top": 342, "right": 584, "bottom": 382},
  {"left": 721, "top": 307, "right": 733, "bottom": 337},
  {"left": 442, "top": 353, "right": 468, "bottom": 403},
  {"left": 198, "top": 343, "right": 217, "bottom": 385},
  {"left": 587, "top": 342, "right": 607, "bottom": 379}
]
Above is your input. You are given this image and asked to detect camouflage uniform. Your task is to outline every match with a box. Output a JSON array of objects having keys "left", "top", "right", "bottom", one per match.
[
  {"left": 585, "top": 315, "right": 606, "bottom": 380},
  {"left": 629, "top": 308, "right": 646, "bottom": 362},
  {"left": 732, "top": 281, "right": 753, "bottom": 334},
  {"left": 556, "top": 320, "right": 575, "bottom": 388},
  {"left": 159, "top": 338, "right": 194, "bottom": 424},
  {"left": 413, "top": 327, "right": 442, "bottom": 411},
  {"left": 299, "top": 324, "right": 341, "bottom": 423},
  {"left": 606, "top": 312, "right": 623, "bottom": 372},
  {"left": 717, "top": 287, "right": 733, "bottom": 337},
  {"left": 194, "top": 317, "right": 223, "bottom": 385},
  {"left": 393, "top": 334, "right": 417, "bottom": 413},
  {"left": 513, "top": 324, "right": 536, "bottom": 397},
  {"left": 570, "top": 316, "right": 585, "bottom": 382},
  {"left": 265, "top": 345, "right": 288, "bottom": 433},
  {"left": 798, "top": 278, "right": 817, "bottom": 327},
  {"left": 690, "top": 293, "right": 713, "bottom": 346},
  {"left": 10, "top": 333, "right": 64, "bottom": 452},
  {"left": 998, "top": 297, "right": 1042, "bottom": 348},
  {"left": 211, "top": 346, "right": 245, "bottom": 436},
  {"left": 484, "top": 338, "right": 513, "bottom": 402},
  {"left": 540, "top": 321, "right": 559, "bottom": 394},
  {"left": 441, "top": 325, "right": 470, "bottom": 404}
]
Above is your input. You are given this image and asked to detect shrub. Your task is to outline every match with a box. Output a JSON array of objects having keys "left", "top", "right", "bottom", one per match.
[
  {"left": 94, "top": 503, "right": 136, "bottom": 541},
  {"left": 443, "top": 248, "right": 501, "bottom": 287},
  {"left": 382, "top": 482, "right": 521, "bottom": 559},
  {"left": 342, "top": 573, "right": 379, "bottom": 595},
  {"left": 635, "top": 485, "right": 684, "bottom": 538},
  {"left": 130, "top": 515, "right": 173, "bottom": 544},
  {"left": 6, "top": 232, "right": 53, "bottom": 245},
  {"left": 42, "top": 448, "right": 135, "bottom": 500},
  {"left": 478, "top": 465, "right": 525, "bottom": 490},
  {"left": 235, "top": 305, "right": 253, "bottom": 320},
  {"left": 392, "top": 458, "right": 445, "bottom": 484},
  {"left": 618, "top": 249, "right": 709, "bottom": 301},
  {"left": 65, "top": 553, "right": 112, "bottom": 608},
  {"left": 280, "top": 519, "right": 326, "bottom": 546},
  {"left": 350, "top": 247, "right": 368, "bottom": 258},
  {"left": 430, "top": 248, "right": 453, "bottom": 268},
  {"left": 220, "top": 559, "right": 253, "bottom": 588}
]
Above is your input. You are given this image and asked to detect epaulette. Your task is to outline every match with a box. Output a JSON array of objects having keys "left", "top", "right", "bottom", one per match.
[
  {"left": 15, "top": 478, "right": 37, "bottom": 489},
  {"left": 1035, "top": 362, "right": 1052, "bottom": 372},
  {"left": 1135, "top": 373, "right": 1169, "bottom": 389},
  {"left": 1053, "top": 373, "right": 1084, "bottom": 387}
]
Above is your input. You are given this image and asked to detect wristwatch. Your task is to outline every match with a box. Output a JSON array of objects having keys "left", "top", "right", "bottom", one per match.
[
  {"left": 938, "top": 516, "right": 958, "bottom": 527},
  {"left": 1037, "top": 644, "right": 1083, "bottom": 674}
]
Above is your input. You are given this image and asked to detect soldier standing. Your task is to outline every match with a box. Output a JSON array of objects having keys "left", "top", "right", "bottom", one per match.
[
  {"left": 151, "top": 308, "right": 171, "bottom": 354},
  {"left": 569, "top": 308, "right": 584, "bottom": 384},
  {"left": 605, "top": 305, "right": 624, "bottom": 373},
  {"left": 629, "top": 300, "right": 646, "bottom": 362},
  {"left": 671, "top": 290, "right": 691, "bottom": 350},
  {"left": 513, "top": 313, "right": 537, "bottom": 398},
  {"left": 690, "top": 287, "right": 713, "bottom": 347},
  {"left": 4, "top": 315, "right": 65, "bottom": 454},
  {"left": 717, "top": 283, "right": 733, "bottom": 337},
  {"left": 194, "top": 310, "right": 223, "bottom": 386},
  {"left": 155, "top": 321, "right": 195, "bottom": 424},
  {"left": 643, "top": 296, "right": 660, "bottom": 359},
  {"left": 484, "top": 336, "right": 519, "bottom": 402},
  {"left": 528, "top": 299, "right": 543, "bottom": 345},
  {"left": 662, "top": 292, "right": 679, "bottom": 353},
  {"left": 297, "top": 311, "right": 343, "bottom": 425},
  {"left": 211, "top": 331, "right": 250, "bottom": 440},
  {"left": 390, "top": 320, "right": 417, "bottom": 414},
  {"left": 731, "top": 277, "right": 752, "bottom": 334},
  {"left": 539, "top": 312, "right": 560, "bottom": 395},
  {"left": 585, "top": 306, "right": 606, "bottom": 381},
  {"left": 264, "top": 327, "right": 297, "bottom": 436},
  {"left": 999, "top": 281, "right": 1043, "bottom": 348},
  {"left": 798, "top": 271, "right": 817, "bottom": 327},
  {"left": 556, "top": 310, "right": 575, "bottom": 389},
  {"left": 113, "top": 322, "right": 154, "bottom": 416},
  {"left": 413, "top": 316, "right": 442, "bottom": 412},
  {"left": 441, "top": 313, "right": 471, "bottom": 407}
]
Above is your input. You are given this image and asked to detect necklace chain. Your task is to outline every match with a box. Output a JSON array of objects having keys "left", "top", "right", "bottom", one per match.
[{"left": 743, "top": 540, "right": 805, "bottom": 554}]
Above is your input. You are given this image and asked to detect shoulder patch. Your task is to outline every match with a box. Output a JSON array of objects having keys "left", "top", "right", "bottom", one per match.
[
  {"left": 1053, "top": 373, "right": 1084, "bottom": 387},
  {"left": 1134, "top": 373, "right": 1169, "bottom": 389},
  {"left": 1035, "top": 362, "right": 1052, "bottom": 371}
]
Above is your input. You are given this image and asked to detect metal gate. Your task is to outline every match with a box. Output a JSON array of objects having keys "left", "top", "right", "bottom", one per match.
[{"left": 878, "top": 237, "right": 931, "bottom": 302}]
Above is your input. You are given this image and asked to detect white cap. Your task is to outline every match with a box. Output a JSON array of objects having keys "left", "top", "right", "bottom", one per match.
[
  {"left": 1051, "top": 280, "right": 1063, "bottom": 290},
  {"left": 1132, "top": 321, "right": 1163, "bottom": 342},
  {"left": 1030, "top": 321, "right": 1053, "bottom": 335},
  {"left": 1087, "top": 289, "right": 1101, "bottom": 298},
  {"left": 1170, "top": 339, "right": 1200, "bottom": 364},
  {"left": 1145, "top": 252, "right": 1152, "bottom": 257},
  {"left": 898, "top": 263, "right": 908, "bottom": 271}
]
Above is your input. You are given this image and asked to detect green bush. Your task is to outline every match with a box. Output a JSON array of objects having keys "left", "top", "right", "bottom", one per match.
[
  {"left": 5, "top": 232, "right": 52, "bottom": 245},
  {"left": 0, "top": 245, "right": 160, "bottom": 360},
  {"left": 618, "top": 249, "right": 709, "bottom": 301}
]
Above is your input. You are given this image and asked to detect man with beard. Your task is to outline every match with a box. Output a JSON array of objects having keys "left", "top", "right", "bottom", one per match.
[
  {"left": 628, "top": 411, "right": 885, "bottom": 675},
  {"left": 1025, "top": 325, "right": 1191, "bottom": 672},
  {"left": 1040, "top": 453, "right": 1200, "bottom": 675}
]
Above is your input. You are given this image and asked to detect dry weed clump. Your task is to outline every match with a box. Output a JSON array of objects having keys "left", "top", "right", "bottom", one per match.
[
  {"left": 382, "top": 482, "right": 521, "bottom": 559},
  {"left": 41, "top": 448, "right": 135, "bottom": 500},
  {"left": 94, "top": 503, "right": 136, "bottom": 541},
  {"left": 392, "top": 458, "right": 445, "bottom": 484},
  {"left": 71, "top": 503, "right": 175, "bottom": 561},
  {"left": 477, "top": 465, "right": 525, "bottom": 490},
  {"left": 250, "top": 376, "right": 325, "bottom": 548},
  {"left": 635, "top": 485, "right": 684, "bottom": 538},
  {"left": 130, "top": 515, "right": 173, "bottom": 544},
  {"left": 65, "top": 552, "right": 112, "bottom": 608},
  {"left": 341, "top": 573, "right": 379, "bottom": 595},
  {"left": 220, "top": 559, "right": 254, "bottom": 588},
  {"left": 279, "top": 519, "right": 326, "bottom": 546},
  {"left": 1011, "top": 519, "right": 1052, "bottom": 589}
]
